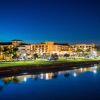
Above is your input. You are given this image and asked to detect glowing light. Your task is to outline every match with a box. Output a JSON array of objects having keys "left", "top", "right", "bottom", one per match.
[
  {"left": 23, "top": 53, "right": 26, "bottom": 56},
  {"left": 93, "top": 65, "right": 97, "bottom": 69},
  {"left": 80, "top": 68, "right": 83, "bottom": 72},
  {"left": 91, "top": 51, "right": 97, "bottom": 57},
  {"left": 84, "top": 68, "right": 86, "bottom": 71},
  {"left": 24, "top": 77, "right": 27, "bottom": 82},
  {"left": 40, "top": 73, "right": 44, "bottom": 79},
  {"left": 93, "top": 70, "right": 97, "bottom": 74},
  {"left": 23, "top": 72, "right": 28, "bottom": 75},
  {"left": 73, "top": 72, "right": 77, "bottom": 77},
  {"left": 45, "top": 73, "right": 49, "bottom": 80}
]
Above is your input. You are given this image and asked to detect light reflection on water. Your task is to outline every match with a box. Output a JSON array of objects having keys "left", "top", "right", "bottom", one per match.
[
  {"left": 0, "top": 64, "right": 100, "bottom": 100},
  {"left": 0, "top": 64, "right": 98, "bottom": 83}
]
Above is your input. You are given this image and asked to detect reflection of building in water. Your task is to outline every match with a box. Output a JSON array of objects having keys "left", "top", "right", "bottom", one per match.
[
  {"left": 39, "top": 72, "right": 56, "bottom": 80},
  {"left": 1, "top": 72, "right": 57, "bottom": 83},
  {"left": 0, "top": 65, "right": 98, "bottom": 84},
  {"left": 61, "top": 65, "right": 98, "bottom": 78},
  {"left": 15, "top": 75, "right": 31, "bottom": 82},
  {"left": 2, "top": 77, "right": 14, "bottom": 84},
  {"left": 1, "top": 75, "right": 32, "bottom": 83},
  {"left": 71, "top": 65, "right": 98, "bottom": 77}
]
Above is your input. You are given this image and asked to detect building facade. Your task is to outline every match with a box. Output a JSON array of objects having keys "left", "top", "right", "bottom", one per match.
[
  {"left": 31, "top": 42, "right": 71, "bottom": 55},
  {"left": 0, "top": 40, "right": 97, "bottom": 60},
  {"left": 31, "top": 42, "right": 96, "bottom": 56}
]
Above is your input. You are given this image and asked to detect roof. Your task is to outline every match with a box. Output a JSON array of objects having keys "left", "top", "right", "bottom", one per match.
[
  {"left": 11, "top": 39, "right": 22, "bottom": 41},
  {"left": 0, "top": 42, "right": 12, "bottom": 45},
  {"left": 20, "top": 43, "right": 29, "bottom": 45},
  {"left": 0, "top": 42, "right": 29, "bottom": 46},
  {"left": 54, "top": 43, "right": 69, "bottom": 46}
]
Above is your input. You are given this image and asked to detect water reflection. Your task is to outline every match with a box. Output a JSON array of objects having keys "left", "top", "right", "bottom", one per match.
[{"left": 0, "top": 64, "right": 99, "bottom": 90}]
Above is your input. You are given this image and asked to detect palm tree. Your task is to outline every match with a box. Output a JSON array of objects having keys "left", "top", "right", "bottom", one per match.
[
  {"left": 3, "top": 46, "right": 10, "bottom": 60},
  {"left": 0, "top": 46, "right": 3, "bottom": 54},
  {"left": 86, "top": 48, "right": 91, "bottom": 52},
  {"left": 0, "top": 46, "right": 4, "bottom": 60},
  {"left": 12, "top": 47, "right": 18, "bottom": 59},
  {"left": 76, "top": 48, "right": 84, "bottom": 57},
  {"left": 64, "top": 53, "right": 70, "bottom": 58},
  {"left": 3, "top": 46, "right": 18, "bottom": 61},
  {"left": 76, "top": 48, "right": 84, "bottom": 52}
]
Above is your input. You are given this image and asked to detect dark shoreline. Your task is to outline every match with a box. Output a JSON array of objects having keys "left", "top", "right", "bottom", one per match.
[{"left": 0, "top": 60, "right": 100, "bottom": 77}]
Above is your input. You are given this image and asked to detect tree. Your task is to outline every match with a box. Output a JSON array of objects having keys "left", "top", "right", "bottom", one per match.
[
  {"left": 3, "top": 47, "right": 11, "bottom": 60},
  {"left": 64, "top": 53, "right": 70, "bottom": 58},
  {"left": 0, "top": 46, "right": 3, "bottom": 54},
  {"left": 76, "top": 48, "right": 83, "bottom": 52},
  {"left": 3, "top": 46, "right": 18, "bottom": 60},
  {"left": 42, "top": 53, "right": 47, "bottom": 59},
  {"left": 0, "top": 46, "right": 4, "bottom": 60},
  {"left": 86, "top": 48, "right": 91, "bottom": 52},
  {"left": 54, "top": 53, "right": 58, "bottom": 60},
  {"left": 12, "top": 47, "right": 18, "bottom": 59},
  {"left": 33, "top": 53, "right": 38, "bottom": 60},
  {"left": 76, "top": 48, "right": 84, "bottom": 57},
  {"left": 49, "top": 53, "right": 59, "bottom": 61}
]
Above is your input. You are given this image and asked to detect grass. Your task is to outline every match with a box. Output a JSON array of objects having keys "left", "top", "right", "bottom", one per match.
[
  {"left": 0, "top": 58, "right": 100, "bottom": 68},
  {"left": 0, "top": 60, "right": 55, "bottom": 67}
]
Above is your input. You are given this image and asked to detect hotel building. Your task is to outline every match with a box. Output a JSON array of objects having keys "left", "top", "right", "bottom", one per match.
[
  {"left": 0, "top": 40, "right": 96, "bottom": 59},
  {"left": 31, "top": 42, "right": 96, "bottom": 55},
  {"left": 31, "top": 42, "right": 72, "bottom": 55}
]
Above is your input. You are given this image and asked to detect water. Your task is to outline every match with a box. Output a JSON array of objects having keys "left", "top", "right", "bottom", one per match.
[{"left": 0, "top": 64, "right": 100, "bottom": 100}]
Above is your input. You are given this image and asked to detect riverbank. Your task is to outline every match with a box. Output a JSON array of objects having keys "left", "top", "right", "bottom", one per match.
[
  {"left": 0, "top": 58, "right": 100, "bottom": 67},
  {"left": 0, "top": 59, "right": 100, "bottom": 76}
]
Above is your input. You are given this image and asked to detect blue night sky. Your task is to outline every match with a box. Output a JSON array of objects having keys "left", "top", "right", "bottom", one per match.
[{"left": 0, "top": 0, "right": 100, "bottom": 44}]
